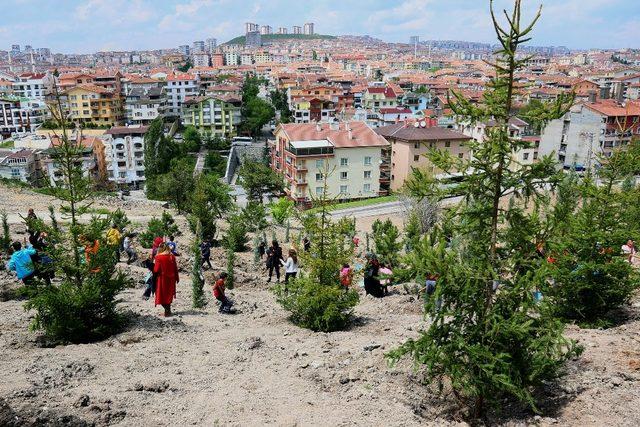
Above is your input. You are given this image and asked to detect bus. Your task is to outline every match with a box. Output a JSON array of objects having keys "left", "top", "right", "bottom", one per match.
[{"left": 231, "top": 137, "right": 253, "bottom": 146}]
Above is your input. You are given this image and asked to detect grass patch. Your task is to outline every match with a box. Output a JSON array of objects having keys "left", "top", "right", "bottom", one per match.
[
  {"left": 306, "top": 195, "right": 398, "bottom": 214},
  {"left": 0, "top": 140, "right": 14, "bottom": 149}
]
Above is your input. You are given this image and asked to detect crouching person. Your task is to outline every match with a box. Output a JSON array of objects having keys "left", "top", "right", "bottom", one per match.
[{"left": 213, "top": 272, "right": 234, "bottom": 314}]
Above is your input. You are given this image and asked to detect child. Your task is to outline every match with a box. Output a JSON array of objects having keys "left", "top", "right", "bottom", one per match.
[
  {"left": 379, "top": 263, "right": 393, "bottom": 295},
  {"left": 340, "top": 263, "right": 353, "bottom": 290},
  {"left": 213, "top": 272, "right": 234, "bottom": 314},
  {"left": 200, "top": 239, "right": 212, "bottom": 270}
]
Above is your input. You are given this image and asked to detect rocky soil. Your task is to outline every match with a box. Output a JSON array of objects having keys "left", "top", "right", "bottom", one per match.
[{"left": 1, "top": 184, "right": 640, "bottom": 426}]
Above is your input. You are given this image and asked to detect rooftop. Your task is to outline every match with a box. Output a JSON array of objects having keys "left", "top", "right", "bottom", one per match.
[
  {"left": 279, "top": 121, "right": 389, "bottom": 148},
  {"left": 376, "top": 123, "right": 470, "bottom": 142}
]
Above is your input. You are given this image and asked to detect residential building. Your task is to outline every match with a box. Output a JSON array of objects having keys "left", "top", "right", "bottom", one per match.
[
  {"left": 293, "top": 26, "right": 302, "bottom": 35},
  {"left": 377, "top": 107, "right": 413, "bottom": 127},
  {"left": 206, "top": 38, "right": 217, "bottom": 53},
  {"left": 260, "top": 26, "right": 273, "bottom": 35},
  {"left": 181, "top": 95, "right": 241, "bottom": 138},
  {"left": 165, "top": 74, "right": 198, "bottom": 117},
  {"left": 291, "top": 97, "right": 336, "bottom": 123},
  {"left": 362, "top": 86, "right": 399, "bottom": 112},
  {"left": 240, "top": 53, "right": 254, "bottom": 65},
  {"left": 211, "top": 53, "right": 225, "bottom": 67},
  {"left": 277, "top": 27, "right": 288, "bottom": 35},
  {"left": 0, "top": 96, "right": 47, "bottom": 139},
  {"left": 193, "top": 53, "right": 210, "bottom": 67},
  {"left": 42, "top": 135, "right": 107, "bottom": 187},
  {"left": 303, "top": 23, "right": 315, "bottom": 35},
  {"left": 125, "top": 87, "right": 166, "bottom": 124},
  {"left": 60, "top": 84, "right": 123, "bottom": 127},
  {"left": 376, "top": 122, "right": 470, "bottom": 191},
  {"left": 192, "top": 40, "right": 205, "bottom": 53},
  {"left": 0, "top": 149, "right": 41, "bottom": 184},
  {"left": 539, "top": 100, "right": 640, "bottom": 170},
  {"left": 245, "top": 22, "right": 259, "bottom": 33},
  {"left": 269, "top": 121, "right": 390, "bottom": 203},
  {"left": 12, "top": 73, "right": 48, "bottom": 99},
  {"left": 103, "top": 125, "right": 148, "bottom": 188},
  {"left": 178, "top": 45, "right": 190, "bottom": 56},
  {"left": 224, "top": 52, "right": 239, "bottom": 66}
]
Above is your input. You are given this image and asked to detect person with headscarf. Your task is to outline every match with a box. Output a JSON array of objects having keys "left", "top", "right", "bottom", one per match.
[
  {"left": 153, "top": 242, "right": 179, "bottom": 317},
  {"left": 364, "top": 253, "right": 384, "bottom": 298}
]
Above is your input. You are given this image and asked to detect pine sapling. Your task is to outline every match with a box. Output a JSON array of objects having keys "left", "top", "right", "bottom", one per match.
[
  {"left": 191, "top": 221, "right": 206, "bottom": 309},
  {"left": 226, "top": 247, "right": 235, "bottom": 290}
]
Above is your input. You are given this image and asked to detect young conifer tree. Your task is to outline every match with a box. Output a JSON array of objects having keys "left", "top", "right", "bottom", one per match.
[
  {"left": 388, "top": 0, "right": 579, "bottom": 416},
  {"left": 24, "top": 73, "right": 129, "bottom": 343},
  {"left": 192, "top": 220, "right": 206, "bottom": 308}
]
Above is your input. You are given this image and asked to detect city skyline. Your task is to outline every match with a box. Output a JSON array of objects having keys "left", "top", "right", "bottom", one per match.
[{"left": 1, "top": 0, "right": 640, "bottom": 54}]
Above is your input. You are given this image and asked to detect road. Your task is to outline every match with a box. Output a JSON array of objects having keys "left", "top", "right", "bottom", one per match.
[{"left": 329, "top": 201, "right": 407, "bottom": 219}]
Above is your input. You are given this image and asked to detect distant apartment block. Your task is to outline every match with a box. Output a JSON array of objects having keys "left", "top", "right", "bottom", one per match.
[
  {"left": 125, "top": 86, "right": 166, "bottom": 125},
  {"left": 270, "top": 121, "right": 391, "bottom": 203},
  {"left": 103, "top": 125, "right": 148, "bottom": 188},
  {"left": 181, "top": 95, "right": 241, "bottom": 138},
  {"left": 376, "top": 122, "right": 470, "bottom": 191},
  {"left": 12, "top": 73, "right": 49, "bottom": 99},
  {"left": 192, "top": 53, "right": 210, "bottom": 67},
  {"left": 165, "top": 74, "right": 198, "bottom": 117},
  {"left": 0, "top": 149, "right": 41, "bottom": 184},
  {"left": 206, "top": 38, "right": 217, "bottom": 53},
  {"left": 303, "top": 23, "right": 315, "bottom": 35},
  {"left": 0, "top": 96, "right": 47, "bottom": 139},
  {"left": 293, "top": 26, "right": 302, "bottom": 35},
  {"left": 277, "top": 27, "right": 288, "bottom": 35},
  {"left": 539, "top": 100, "right": 640, "bottom": 170},
  {"left": 260, "top": 26, "right": 273, "bottom": 35},
  {"left": 59, "top": 84, "right": 123, "bottom": 127},
  {"left": 192, "top": 40, "right": 205, "bottom": 53}
]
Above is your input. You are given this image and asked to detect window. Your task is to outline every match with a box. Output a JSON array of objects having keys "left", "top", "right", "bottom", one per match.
[
  {"left": 315, "top": 159, "right": 324, "bottom": 169},
  {"left": 414, "top": 142, "right": 420, "bottom": 149},
  {"left": 364, "top": 156, "right": 372, "bottom": 166},
  {"left": 340, "top": 158, "right": 348, "bottom": 167},
  {"left": 364, "top": 170, "right": 372, "bottom": 179},
  {"left": 11, "top": 168, "right": 20, "bottom": 178},
  {"left": 414, "top": 155, "right": 420, "bottom": 162},
  {"left": 340, "top": 185, "right": 348, "bottom": 194},
  {"left": 523, "top": 153, "right": 530, "bottom": 160},
  {"left": 445, "top": 141, "right": 451, "bottom": 148},
  {"left": 363, "top": 183, "right": 371, "bottom": 192},
  {"left": 458, "top": 153, "right": 464, "bottom": 159},
  {"left": 315, "top": 173, "right": 323, "bottom": 181},
  {"left": 339, "top": 171, "right": 348, "bottom": 180},
  {"left": 316, "top": 186, "right": 323, "bottom": 195}
]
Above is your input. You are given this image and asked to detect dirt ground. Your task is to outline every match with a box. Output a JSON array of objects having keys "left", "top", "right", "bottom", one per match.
[{"left": 1, "top": 185, "right": 640, "bottom": 426}]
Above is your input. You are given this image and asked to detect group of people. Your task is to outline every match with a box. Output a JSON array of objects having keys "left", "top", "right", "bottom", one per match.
[
  {"left": 6, "top": 209, "right": 55, "bottom": 286},
  {"left": 258, "top": 239, "right": 299, "bottom": 285}
]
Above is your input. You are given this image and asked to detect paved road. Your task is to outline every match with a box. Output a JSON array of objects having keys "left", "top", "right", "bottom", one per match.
[
  {"left": 329, "top": 201, "right": 406, "bottom": 219},
  {"left": 194, "top": 148, "right": 206, "bottom": 176}
]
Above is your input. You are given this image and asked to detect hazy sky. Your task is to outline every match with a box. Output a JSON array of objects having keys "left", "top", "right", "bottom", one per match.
[{"left": 2, "top": 0, "right": 639, "bottom": 53}]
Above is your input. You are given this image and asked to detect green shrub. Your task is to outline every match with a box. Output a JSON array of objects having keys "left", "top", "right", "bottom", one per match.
[
  {"left": 274, "top": 277, "right": 359, "bottom": 332},
  {"left": 0, "top": 210, "right": 10, "bottom": 252},
  {"left": 372, "top": 218, "right": 402, "bottom": 266},
  {"left": 109, "top": 208, "right": 131, "bottom": 231},
  {"left": 241, "top": 202, "right": 268, "bottom": 232},
  {"left": 548, "top": 257, "right": 638, "bottom": 327},
  {"left": 140, "top": 211, "right": 180, "bottom": 248},
  {"left": 269, "top": 197, "right": 294, "bottom": 225}
]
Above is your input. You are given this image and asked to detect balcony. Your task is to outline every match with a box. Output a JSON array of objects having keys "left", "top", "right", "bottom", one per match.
[{"left": 287, "top": 146, "right": 334, "bottom": 157}]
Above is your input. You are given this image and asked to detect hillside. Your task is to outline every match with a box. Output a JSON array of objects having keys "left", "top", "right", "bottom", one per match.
[{"left": 224, "top": 33, "right": 336, "bottom": 45}]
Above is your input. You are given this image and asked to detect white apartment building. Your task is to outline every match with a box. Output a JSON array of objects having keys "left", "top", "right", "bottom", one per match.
[
  {"left": 125, "top": 87, "right": 166, "bottom": 125},
  {"left": 193, "top": 53, "right": 210, "bottom": 68},
  {"left": 103, "top": 125, "right": 148, "bottom": 188},
  {"left": 240, "top": 53, "right": 254, "bottom": 65},
  {"left": 224, "top": 52, "right": 240, "bottom": 66},
  {"left": 12, "top": 73, "right": 49, "bottom": 100},
  {"left": 0, "top": 149, "right": 40, "bottom": 184},
  {"left": 165, "top": 74, "right": 198, "bottom": 117},
  {"left": 539, "top": 100, "right": 640, "bottom": 170},
  {"left": 0, "top": 96, "right": 48, "bottom": 139},
  {"left": 270, "top": 121, "right": 390, "bottom": 203}
]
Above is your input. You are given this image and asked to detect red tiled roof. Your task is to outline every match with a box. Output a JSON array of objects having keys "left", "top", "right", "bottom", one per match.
[
  {"left": 366, "top": 86, "right": 397, "bottom": 98},
  {"left": 376, "top": 123, "right": 470, "bottom": 142},
  {"left": 279, "top": 121, "right": 389, "bottom": 148},
  {"left": 379, "top": 108, "right": 412, "bottom": 114},
  {"left": 584, "top": 100, "right": 640, "bottom": 117}
]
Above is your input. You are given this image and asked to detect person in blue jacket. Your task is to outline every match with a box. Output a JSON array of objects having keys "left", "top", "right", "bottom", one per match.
[{"left": 7, "top": 241, "right": 37, "bottom": 285}]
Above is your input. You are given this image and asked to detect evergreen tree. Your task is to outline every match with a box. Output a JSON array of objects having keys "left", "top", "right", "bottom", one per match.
[
  {"left": 0, "top": 210, "right": 10, "bottom": 252},
  {"left": 388, "top": 1, "right": 579, "bottom": 417},
  {"left": 48, "top": 205, "right": 59, "bottom": 232},
  {"left": 371, "top": 218, "right": 402, "bottom": 266},
  {"left": 238, "top": 159, "right": 284, "bottom": 203},
  {"left": 192, "top": 221, "right": 206, "bottom": 309},
  {"left": 226, "top": 247, "right": 235, "bottom": 290},
  {"left": 24, "top": 85, "right": 129, "bottom": 343}
]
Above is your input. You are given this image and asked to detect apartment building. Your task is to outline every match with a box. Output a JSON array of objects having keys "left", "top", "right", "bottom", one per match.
[
  {"left": 12, "top": 73, "right": 49, "bottom": 99},
  {"left": 193, "top": 53, "right": 210, "bottom": 68},
  {"left": 269, "top": 121, "right": 390, "bottom": 203},
  {"left": 181, "top": 95, "right": 241, "bottom": 137},
  {"left": 291, "top": 98, "right": 336, "bottom": 123},
  {"left": 362, "top": 86, "right": 399, "bottom": 112},
  {"left": 103, "top": 125, "right": 148, "bottom": 188},
  {"left": 456, "top": 117, "right": 537, "bottom": 168},
  {"left": 0, "top": 96, "right": 47, "bottom": 139},
  {"left": 125, "top": 87, "right": 166, "bottom": 125},
  {"left": 43, "top": 135, "right": 107, "bottom": 187},
  {"left": 0, "top": 149, "right": 41, "bottom": 184},
  {"left": 61, "top": 85, "right": 123, "bottom": 126},
  {"left": 165, "top": 74, "right": 198, "bottom": 117},
  {"left": 539, "top": 100, "right": 640, "bottom": 170},
  {"left": 376, "top": 121, "right": 470, "bottom": 191}
]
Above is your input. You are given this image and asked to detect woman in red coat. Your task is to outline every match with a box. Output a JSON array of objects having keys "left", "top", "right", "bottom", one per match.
[{"left": 153, "top": 243, "right": 179, "bottom": 317}]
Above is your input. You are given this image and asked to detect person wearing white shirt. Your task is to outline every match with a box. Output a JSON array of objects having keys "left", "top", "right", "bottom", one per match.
[{"left": 281, "top": 249, "right": 299, "bottom": 286}]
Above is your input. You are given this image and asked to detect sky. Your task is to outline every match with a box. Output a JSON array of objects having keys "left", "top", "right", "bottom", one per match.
[{"left": 1, "top": 0, "right": 640, "bottom": 53}]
